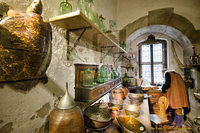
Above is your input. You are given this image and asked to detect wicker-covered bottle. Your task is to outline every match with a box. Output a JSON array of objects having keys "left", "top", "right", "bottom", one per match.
[{"left": 49, "top": 83, "right": 84, "bottom": 133}]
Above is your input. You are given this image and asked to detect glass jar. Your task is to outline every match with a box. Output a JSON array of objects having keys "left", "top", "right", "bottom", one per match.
[
  {"left": 60, "top": 0, "right": 72, "bottom": 15},
  {"left": 82, "top": 68, "right": 94, "bottom": 87}
]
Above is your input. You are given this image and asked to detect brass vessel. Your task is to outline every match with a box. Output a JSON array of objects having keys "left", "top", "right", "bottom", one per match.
[{"left": 49, "top": 83, "right": 84, "bottom": 133}]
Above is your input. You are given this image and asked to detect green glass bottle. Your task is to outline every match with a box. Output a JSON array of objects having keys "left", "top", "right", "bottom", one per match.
[
  {"left": 98, "top": 15, "right": 107, "bottom": 33},
  {"left": 97, "top": 66, "right": 106, "bottom": 83},
  {"left": 82, "top": 68, "right": 94, "bottom": 87},
  {"left": 77, "top": 0, "right": 87, "bottom": 16},
  {"left": 60, "top": 0, "right": 72, "bottom": 15}
]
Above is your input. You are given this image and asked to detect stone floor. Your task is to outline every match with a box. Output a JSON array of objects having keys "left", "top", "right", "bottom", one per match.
[{"left": 152, "top": 120, "right": 193, "bottom": 133}]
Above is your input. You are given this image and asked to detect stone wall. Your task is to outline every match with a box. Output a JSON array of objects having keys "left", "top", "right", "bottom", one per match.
[
  {"left": 121, "top": 33, "right": 184, "bottom": 85},
  {"left": 116, "top": 0, "right": 200, "bottom": 30}
]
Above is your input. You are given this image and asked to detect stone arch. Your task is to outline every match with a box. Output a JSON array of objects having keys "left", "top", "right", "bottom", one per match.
[{"left": 119, "top": 8, "right": 200, "bottom": 45}]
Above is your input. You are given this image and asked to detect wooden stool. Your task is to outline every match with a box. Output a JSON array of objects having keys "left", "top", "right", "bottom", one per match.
[{"left": 150, "top": 114, "right": 169, "bottom": 133}]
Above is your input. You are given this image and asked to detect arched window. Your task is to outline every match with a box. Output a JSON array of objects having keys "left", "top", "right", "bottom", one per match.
[{"left": 138, "top": 35, "right": 167, "bottom": 85}]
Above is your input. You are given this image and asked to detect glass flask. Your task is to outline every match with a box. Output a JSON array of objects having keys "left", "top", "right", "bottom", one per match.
[
  {"left": 60, "top": 0, "right": 72, "bottom": 15},
  {"left": 102, "top": 65, "right": 109, "bottom": 82},
  {"left": 92, "top": 12, "right": 99, "bottom": 26},
  {"left": 111, "top": 67, "right": 118, "bottom": 79},
  {"left": 98, "top": 15, "right": 107, "bottom": 33},
  {"left": 96, "top": 66, "right": 106, "bottom": 83},
  {"left": 85, "top": 0, "right": 96, "bottom": 21},
  {"left": 77, "top": 0, "right": 87, "bottom": 17},
  {"left": 82, "top": 68, "right": 94, "bottom": 87},
  {"left": 122, "top": 73, "right": 131, "bottom": 87},
  {"left": 106, "top": 65, "right": 112, "bottom": 81}
]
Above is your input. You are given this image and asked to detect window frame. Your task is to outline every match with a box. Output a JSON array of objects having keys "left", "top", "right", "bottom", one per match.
[{"left": 138, "top": 38, "right": 167, "bottom": 85}]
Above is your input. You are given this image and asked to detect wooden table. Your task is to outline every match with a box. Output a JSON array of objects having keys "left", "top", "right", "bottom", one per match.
[
  {"left": 104, "top": 99, "right": 152, "bottom": 133},
  {"left": 123, "top": 99, "right": 152, "bottom": 132}
]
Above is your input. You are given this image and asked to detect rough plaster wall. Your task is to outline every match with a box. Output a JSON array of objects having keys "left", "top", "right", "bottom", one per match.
[
  {"left": 122, "top": 33, "right": 184, "bottom": 85},
  {"left": 116, "top": 0, "right": 200, "bottom": 30},
  {"left": 188, "top": 68, "right": 200, "bottom": 121},
  {"left": 0, "top": 0, "right": 117, "bottom": 132},
  {"left": 187, "top": 87, "right": 200, "bottom": 120}
]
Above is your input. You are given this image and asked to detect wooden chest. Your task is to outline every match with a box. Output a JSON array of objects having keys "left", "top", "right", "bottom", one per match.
[{"left": 74, "top": 64, "right": 122, "bottom": 103}]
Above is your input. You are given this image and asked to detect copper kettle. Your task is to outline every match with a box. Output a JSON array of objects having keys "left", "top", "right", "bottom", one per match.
[{"left": 49, "top": 82, "right": 85, "bottom": 133}]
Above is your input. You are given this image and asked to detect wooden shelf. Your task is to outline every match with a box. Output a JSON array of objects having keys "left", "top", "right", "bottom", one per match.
[{"left": 49, "top": 10, "right": 127, "bottom": 53}]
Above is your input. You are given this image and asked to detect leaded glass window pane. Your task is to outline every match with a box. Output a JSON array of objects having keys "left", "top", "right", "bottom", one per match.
[
  {"left": 153, "top": 43, "right": 162, "bottom": 62},
  {"left": 141, "top": 45, "right": 150, "bottom": 62},
  {"left": 154, "top": 64, "right": 163, "bottom": 83},
  {"left": 142, "top": 65, "right": 151, "bottom": 83}
]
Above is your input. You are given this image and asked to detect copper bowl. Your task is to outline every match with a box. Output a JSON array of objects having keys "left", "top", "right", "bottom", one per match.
[
  {"left": 128, "top": 93, "right": 144, "bottom": 105},
  {"left": 124, "top": 105, "right": 141, "bottom": 117},
  {"left": 84, "top": 106, "right": 112, "bottom": 129},
  {"left": 110, "top": 99, "right": 123, "bottom": 110},
  {"left": 117, "top": 115, "right": 147, "bottom": 133}
]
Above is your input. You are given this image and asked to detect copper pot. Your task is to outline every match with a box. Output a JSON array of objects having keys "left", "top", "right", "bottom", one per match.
[
  {"left": 84, "top": 106, "right": 111, "bottom": 129},
  {"left": 112, "top": 88, "right": 124, "bottom": 100},
  {"left": 109, "top": 106, "right": 120, "bottom": 119},
  {"left": 110, "top": 99, "right": 123, "bottom": 110},
  {"left": 128, "top": 93, "right": 144, "bottom": 105},
  {"left": 93, "top": 100, "right": 109, "bottom": 110}
]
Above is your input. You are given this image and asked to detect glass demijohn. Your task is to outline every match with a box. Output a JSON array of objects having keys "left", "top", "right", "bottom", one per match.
[
  {"left": 97, "top": 66, "right": 106, "bottom": 83},
  {"left": 82, "top": 68, "right": 94, "bottom": 87},
  {"left": 60, "top": 0, "right": 72, "bottom": 15}
]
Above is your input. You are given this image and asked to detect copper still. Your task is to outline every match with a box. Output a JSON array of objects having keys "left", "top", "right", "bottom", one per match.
[{"left": 49, "top": 83, "right": 84, "bottom": 133}]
